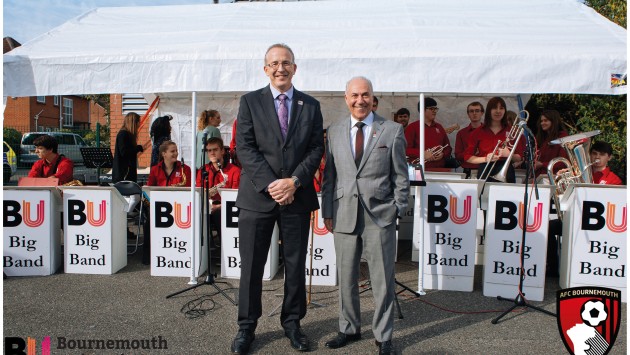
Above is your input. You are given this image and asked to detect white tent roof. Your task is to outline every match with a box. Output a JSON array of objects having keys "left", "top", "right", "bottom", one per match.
[{"left": 3, "top": 0, "right": 626, "bottom": 97}]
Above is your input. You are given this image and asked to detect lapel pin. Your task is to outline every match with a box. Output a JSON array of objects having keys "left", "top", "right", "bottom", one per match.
[{"left": 298, "top": 100, "right": 303, "bottom": 105}]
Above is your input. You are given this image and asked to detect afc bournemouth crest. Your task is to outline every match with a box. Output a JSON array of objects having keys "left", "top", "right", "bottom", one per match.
[{"left": 557, "top": 287, "right": 621, "bottom": 355}]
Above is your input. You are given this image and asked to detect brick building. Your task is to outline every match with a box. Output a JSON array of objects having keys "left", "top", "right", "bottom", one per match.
[{"left": 109, "top": 94, "right": 151, "bottom": 168}]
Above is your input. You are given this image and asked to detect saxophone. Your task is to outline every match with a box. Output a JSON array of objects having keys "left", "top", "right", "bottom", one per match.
[{"left": 172, "top": 164, "right": 187, "bottom": 187}]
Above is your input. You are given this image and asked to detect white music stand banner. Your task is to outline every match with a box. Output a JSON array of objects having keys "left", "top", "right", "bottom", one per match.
[
  {"left": 482, "top": 183, "right": 550, "bottom": 301},
  {"left": 421, "top": 179, "right": 479, "bottom": 292},
  {"left": 3, "top": 187, "right": 62, "bottom": 276},
  {"left": 559, "top": 184, "right": 627, "bottom": 302},
  {"left": 305, "top": 196, "right": 336, "bottom": 286}
]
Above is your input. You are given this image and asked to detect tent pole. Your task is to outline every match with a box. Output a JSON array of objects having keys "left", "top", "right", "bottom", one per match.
[
  {"left": 189, "top": 91, "right": 198, "bottom": 285},
  {"left": 416, "top": 93, "right": 426, "bottom": 295}
]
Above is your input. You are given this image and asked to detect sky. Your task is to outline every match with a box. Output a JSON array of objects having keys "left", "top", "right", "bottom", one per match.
[{"left": 3, "top": 0, "right": 233, "bottom": 44}]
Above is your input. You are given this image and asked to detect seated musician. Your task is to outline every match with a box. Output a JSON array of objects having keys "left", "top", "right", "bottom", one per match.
[
  {"left": 196, "top": 137, "right": 240, "bottom": 245},
  {"left": 546, "top": 140, "right": 623, "bottom": 277},
  {"left": 27, "top": 135, "right": 74, "bottom": 185},
  {"left": 143, "top": 140, "right": 191, "bottom": 265}
]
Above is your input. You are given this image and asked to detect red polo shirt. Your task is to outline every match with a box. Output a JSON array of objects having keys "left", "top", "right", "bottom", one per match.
[
  {"left": 405, "top": 120, "right": 452, "bottom": 169},
  {"left": 464, "top": 125, "right": 525, "bottom": 162},
  {"left": 593, "top": 167, "right": 622, "bottom": 185},
  {"left": 147, "top": 161, "right": 191, "bottom": 187},
  {"left": 28, "top": 155, "right": 74, "bottom": 185},
  {"left": 455, "top": 123, "right": 482, "bottom": 169},
  {"left": 196, "top": 162, "right": 241, "bottom": 201}
]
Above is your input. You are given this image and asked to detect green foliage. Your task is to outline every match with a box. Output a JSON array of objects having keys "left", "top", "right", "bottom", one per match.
[
  {"left": 3, "top": 127, "right": 23, "bottom": 163},
  {"left": 83, "top": 123, "right": 110, "bottom": 147},
  {"left": 530, "top": 94, "right": 627, "bottom": 183},
  {"left": 586, "top": 0, "right": 626, "bottom": 28}
]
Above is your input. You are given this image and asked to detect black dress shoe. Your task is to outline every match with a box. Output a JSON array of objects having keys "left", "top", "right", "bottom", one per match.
[
  {"left": 377, "top": 340, "right": 395, "bottom": 355},
  {"left": 231, "top": 329, "right": 255, "bottom": 354},
  {"left": 324, "top": 332, "right": 361, "bottom": 349},
  {"left": 284, "top": 328, "right": 309, "bottom": 352}
]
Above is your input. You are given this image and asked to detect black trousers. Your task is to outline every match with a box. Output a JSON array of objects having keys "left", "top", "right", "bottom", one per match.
[{"left": 237, "top": 207, "right": 311, "bottom": 331}]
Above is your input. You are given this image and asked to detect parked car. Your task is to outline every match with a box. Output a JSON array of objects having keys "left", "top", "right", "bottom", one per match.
[{"left": 20, "top": 132, "right": 88, "bottom": 166}]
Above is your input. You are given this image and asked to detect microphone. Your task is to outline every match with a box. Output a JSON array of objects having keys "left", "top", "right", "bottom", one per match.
[
  {"left": 202, "top": 132, "right": 208, "bottom": 146},
  {"left": 518, "top": 120, "right": 535, "bottom": 138}
]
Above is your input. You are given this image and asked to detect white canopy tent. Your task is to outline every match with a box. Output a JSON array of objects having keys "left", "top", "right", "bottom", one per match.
[
  {"left": 4, "top": 0, "right": 626, "bottom": 284},
  {"left": 4, "top": 0, "right": 626, "bottom": 97}
]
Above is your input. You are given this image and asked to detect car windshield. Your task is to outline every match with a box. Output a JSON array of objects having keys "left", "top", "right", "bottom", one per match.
[{"left": 21, "top": 134, "right": 46, "bottom": 145}]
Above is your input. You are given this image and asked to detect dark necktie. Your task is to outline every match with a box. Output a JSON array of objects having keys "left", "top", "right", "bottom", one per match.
[
  {"left": 355, "top": 121, "right": 365, "bottom": 168},
  {"left": 277, "top": 94, "right": 289, "bottom": 139}
]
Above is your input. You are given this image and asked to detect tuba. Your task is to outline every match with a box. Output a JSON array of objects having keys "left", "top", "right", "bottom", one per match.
[{"left": 546, "top": 130, "right": 601, "bottom": 220}]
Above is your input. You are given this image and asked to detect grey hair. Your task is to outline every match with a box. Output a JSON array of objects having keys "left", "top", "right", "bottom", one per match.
[
  {"left": 264, "top": 43, "right": 295, "bottom": 64},
  {"left": 345, "top": 76, "right": 374, "bottom": 93}
]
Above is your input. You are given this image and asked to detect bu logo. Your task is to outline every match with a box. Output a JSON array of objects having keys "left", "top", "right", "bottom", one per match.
[
  {"left": 494, "top": 201, "right": 543, "bottom": 232},
  {"left": 557, "top": 287, "right": 622, "bottom": 355},
  {"left": 2, "top": 200, "right": 45, "bottom": 228},
  {"left": 5, "top": 336, "right": 51, "bottom": 355},
  {"left": 427, "top": 195, "right": 473, "bottom": 224},
  {"left": 581, "top": 201, "right": 627, "bottom": 233},
  {"left": 310, "top": 210, "right": 328, "bottom": 236},
  {"left": 155, "top": 201, "right": 191, "bottom": 229},
  {"left": 67, "top": 200, "right": 107, "bottom": 226}
]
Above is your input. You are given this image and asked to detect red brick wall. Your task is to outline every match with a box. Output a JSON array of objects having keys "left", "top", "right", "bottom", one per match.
[
  {"left": 4, "top": 96, "right": 95, "bottom": 134},
  {"left": 109, "top": 94, "right": 150, "bottom": 169}
]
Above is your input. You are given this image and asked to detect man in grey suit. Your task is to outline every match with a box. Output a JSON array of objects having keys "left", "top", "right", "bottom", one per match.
[
  {"left": 321, "top": 77, "right": 409, "bottom": 355},
  {"left": 232, "top": 43, "right": 324, "bottom": 354}
]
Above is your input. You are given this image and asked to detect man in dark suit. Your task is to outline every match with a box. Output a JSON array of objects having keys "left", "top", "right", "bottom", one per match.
[
  {"left": 232, "top": 43, "right": 324, "bottom": 354},
  {"left": 322, "top": 77, "right": 409, "bottom": 355}
]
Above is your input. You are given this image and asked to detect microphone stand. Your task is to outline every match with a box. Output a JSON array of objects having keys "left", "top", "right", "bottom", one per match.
[
  {"left": 166, "top": 136, "right": 236, "bottom": 305},
  {"left": 491, "top": 131, "right": 554, "bottom": 324}
]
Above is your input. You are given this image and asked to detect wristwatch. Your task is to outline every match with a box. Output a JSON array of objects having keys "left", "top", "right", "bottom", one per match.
[{"left": 291, "top": 176, "right": 301, "bottom": 188}]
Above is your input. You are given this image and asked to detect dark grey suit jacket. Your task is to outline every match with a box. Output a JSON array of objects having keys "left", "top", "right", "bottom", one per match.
[{"left": 235, "top": 85, "right": 324, "bottom": 213}]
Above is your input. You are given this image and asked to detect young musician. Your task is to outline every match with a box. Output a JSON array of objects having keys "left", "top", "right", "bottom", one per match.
[
  {"left": 143, "top": 141, "right": 190, "bottom": 265},
  {"left": 534, "top": 110, "right": 568, "bottom": 177},
  {"left": 196, "top": 137, "right": 241, "bottom": 242},
  {"left": 27, "top": 134, "right": 74, "bottom": 185},
  {"left": 464, "top": 97, "right": 523, "bottom": 183}
]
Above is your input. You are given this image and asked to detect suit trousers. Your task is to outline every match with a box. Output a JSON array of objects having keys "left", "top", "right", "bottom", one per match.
[
  {"left": 237, "top": 206, "right": 311, "bottom": 331},
  {"left": 334, "top": 203, "right": 396, "bottom": 342}
]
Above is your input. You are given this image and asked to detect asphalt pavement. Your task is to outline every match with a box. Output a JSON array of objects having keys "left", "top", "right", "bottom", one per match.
[{"left": 3, "top": 240, "right": 626, "bottom": 355}]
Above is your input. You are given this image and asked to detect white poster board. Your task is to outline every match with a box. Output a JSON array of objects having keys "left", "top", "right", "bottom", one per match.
[
  {"left": 3, "top": 187, "right": 62, "bottom": 276},
  {"left": 559, "top": 184, "right": 627, "bottom": 302},
  {"left": 220, "top": 189, "right": 279, "bottom": 281},
  {"left": 148, "top": 187, "right": 207, "bottom": 278},
  {"left": 421, "top": 180, "right": 479, "bottom": 292},
  {"left": 62, "top": 187, "right": 127, "bottom": 274},
  {"left": 482, "top": 183, "right": 550, "bottom": 301},
  {"left": 305, "top": 197, "right": 337, "bottom": 286}
]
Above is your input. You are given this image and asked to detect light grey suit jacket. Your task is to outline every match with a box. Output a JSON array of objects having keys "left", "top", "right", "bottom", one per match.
[{"left": 321, "top": 114, "right": 409, "bottom": 233}]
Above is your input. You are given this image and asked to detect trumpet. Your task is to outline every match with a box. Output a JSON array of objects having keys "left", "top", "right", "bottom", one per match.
[{"left": 410, "top": 144, "right": 450, "bottom": 164}]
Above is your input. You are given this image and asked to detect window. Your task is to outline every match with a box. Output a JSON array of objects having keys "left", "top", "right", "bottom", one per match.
[
  {"left": 62, "top": 98, "right": 73, "bottom": 127},
  {"left": 36, "top": 96, "right": 45, "bottom": 104},
  {"left": 54, "top": 96, "right": 60, "bottom": 106}
]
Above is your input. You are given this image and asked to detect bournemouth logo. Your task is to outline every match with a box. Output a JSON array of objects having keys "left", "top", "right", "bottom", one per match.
[{"left": 557, "top": 287, "right": 621, "bottom": 355}]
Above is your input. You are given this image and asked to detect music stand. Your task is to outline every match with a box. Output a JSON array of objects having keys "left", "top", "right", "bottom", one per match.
[{"left": 80, "top": 147, "right": 113, "bottom": 186}]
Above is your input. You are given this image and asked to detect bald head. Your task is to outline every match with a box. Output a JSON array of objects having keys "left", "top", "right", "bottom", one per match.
[{"left": 345, "top": 77, "right": 374, "bottom": 121}]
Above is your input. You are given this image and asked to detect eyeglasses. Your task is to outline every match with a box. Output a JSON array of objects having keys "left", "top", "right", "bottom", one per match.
[
  {"left": 266, "top": 61, "right": 294, "bottom": 69},
  {"left": 427, "top": 107, "right": 439, "bottom": 112},
  {"left": 468, "top": 109, "right": 483, "bottom": 113}
]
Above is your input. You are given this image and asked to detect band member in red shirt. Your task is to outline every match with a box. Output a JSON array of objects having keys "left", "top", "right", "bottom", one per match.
[
  {"left": 590, "top": 141, "right": 623, "bottom": 185},
  {"left": 147, "top": 140, "right": 191, "bottom": 187},
  {"left": 28, "top": 135, "right": 74, "bottom": 185},
  {"left": 455, "top": 102, "right": 484, "bottom": 178},
  {"left": 405, "top": 97, "right": 452, "bottom": 170},
  {"left": 143, "top": 140, "right": 190, "bottom": 265},
  {"left": 464, "top": 97, "right": 523, "bottom": 183},
  {"left": 196, "top": 137, "right": 241, "bottom": 243},
  {"left": 534, "top": 110, "right": 568, "bottom": 177}
]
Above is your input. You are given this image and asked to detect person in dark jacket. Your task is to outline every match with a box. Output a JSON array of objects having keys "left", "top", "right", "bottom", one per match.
[
  {"left": 150, "top": 115, "right": 172, "bottom": 167},
  {"left": 112, "top": 112, "right": 144, "bottom": 183}
]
